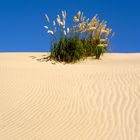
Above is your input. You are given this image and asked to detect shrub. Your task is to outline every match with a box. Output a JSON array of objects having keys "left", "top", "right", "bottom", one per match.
[{"left": 44, "top": 11, "right": 113, "bottom": 63}]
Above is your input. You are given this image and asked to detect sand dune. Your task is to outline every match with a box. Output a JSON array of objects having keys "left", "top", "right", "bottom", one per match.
[{"left": 0, "top": 53, "right": 140, "bottom": 140}]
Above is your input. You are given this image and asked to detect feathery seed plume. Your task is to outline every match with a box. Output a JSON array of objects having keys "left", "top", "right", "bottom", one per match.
[
  {"left": 53, "top": 21, "right": 56, "bottom": 26},
  {"left": 44, "top": 26, "right": 48, "bottom": 30},
  {"left": 64, "top": 30, "right": 67, "bottom": 36},
  {"left": 45, "top": 14, "right": 50, "bottom": 22},
  {"left": 77, "top": 11, "right": 81, "bottom": 18},
  {"left": 57, "top": 15, "right": 61, "bottom": 25},
  {"left": 67, "top": 28, "right": 70, "bottom": 33},
  {"left": 48, "top": 30, "right": 54, "bottom": 35}
]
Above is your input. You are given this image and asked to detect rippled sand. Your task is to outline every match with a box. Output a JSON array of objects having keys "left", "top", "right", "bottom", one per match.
[{"left": 0, "top": 53, "right": 140, "bottom": 140}]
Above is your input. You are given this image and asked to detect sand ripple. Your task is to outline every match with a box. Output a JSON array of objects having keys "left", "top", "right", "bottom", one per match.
[{"left": 0, "top": 53, "right": 140, "bottom": 140}]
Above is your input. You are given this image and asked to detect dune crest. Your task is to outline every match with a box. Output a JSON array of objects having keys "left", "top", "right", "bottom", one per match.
[{"left": 0, "top": 53, "right": 140, "bottom": 140}]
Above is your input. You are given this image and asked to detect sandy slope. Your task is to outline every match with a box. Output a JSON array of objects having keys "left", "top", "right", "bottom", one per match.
[{"left": 0, "top": 53, "right": 140, "bottom": 140}]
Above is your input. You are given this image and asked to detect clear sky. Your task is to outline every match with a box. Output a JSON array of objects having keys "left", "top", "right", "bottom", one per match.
[{"left": 0, "top": 0, "right": 140, "bottom": 52}]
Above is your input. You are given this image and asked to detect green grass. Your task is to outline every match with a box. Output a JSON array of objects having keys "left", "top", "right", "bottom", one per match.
[
  {"left": 50, "top": 36, "right": 109, "bottom": 63},
  {"left": 50, "top": 35, "right": 85, "bottom": 63},
  {"left": 44, "top": 11, "right": 113, "bottom": 63}
]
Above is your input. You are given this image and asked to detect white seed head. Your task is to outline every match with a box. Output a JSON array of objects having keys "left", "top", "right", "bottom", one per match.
[
  {"left": 77, "top": 11, "right": 81, "bottom": 18},
  {"left": 45, "top": 14, "right": 50, "bottom": 22},
  {"left": 62, "top": 19, "right": 66, "bottom": 26},
  {"left": 47, "top": 30, "right": 54, "bottom": 35},
  {"left": 57, "top": 15, "right": 61, "bottom": 25},
  {"left": 53, "top": 21, "right": 56, "bottom": 26},
  {"left": 67, "top": 28, "right": 70, "bottom": 33},
  {"left": 64, "top": 30, "right": 66, "bottom": 36},
  {"left": 44, "top": 26, "right": 48, "bottom": 30},
  {"left": 64, "top": 11, "right": 66, "bottom": 18},
  {"left": 62, "top": 11, "right": 66, "bottom": 19}
]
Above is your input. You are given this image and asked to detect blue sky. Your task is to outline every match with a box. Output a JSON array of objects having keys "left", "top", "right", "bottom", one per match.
[{"left": 0, "top": 0, "right": 140, "bottom": 52}]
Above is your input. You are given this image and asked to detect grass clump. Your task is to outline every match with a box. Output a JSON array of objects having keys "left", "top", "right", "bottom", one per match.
[
  {"left": 44, "top": 11, "right": 113, "bottom": 63},
  {"left": 51, "top": 35, "right": 85, "bottom": 63}
]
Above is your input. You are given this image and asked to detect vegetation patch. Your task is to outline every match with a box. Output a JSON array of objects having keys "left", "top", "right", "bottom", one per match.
[{"left": 44, "top": 11, "right": 114, "bottom": 63}]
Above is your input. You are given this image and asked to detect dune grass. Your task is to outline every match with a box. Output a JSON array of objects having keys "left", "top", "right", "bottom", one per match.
[{"left": 44, "top": 11, "right": 113, "bottom": 63}]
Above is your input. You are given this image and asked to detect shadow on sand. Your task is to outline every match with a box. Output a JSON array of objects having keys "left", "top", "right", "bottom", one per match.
[{"left": 29, "top": 55, "right": 56, "bottom": 64}]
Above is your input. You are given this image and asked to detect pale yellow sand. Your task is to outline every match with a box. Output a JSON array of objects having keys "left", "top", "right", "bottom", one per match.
[{"left": 0, "top": 53, "right": 140, "bottom": 140}]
